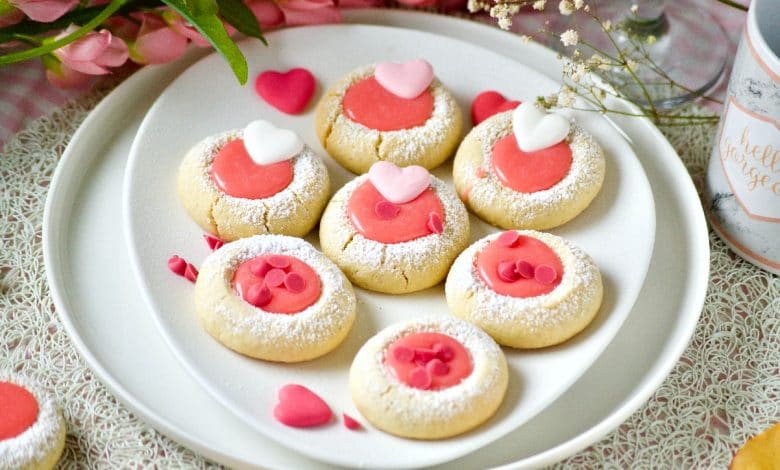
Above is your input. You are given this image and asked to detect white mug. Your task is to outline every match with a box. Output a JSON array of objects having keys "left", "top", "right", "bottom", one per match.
[{"left": 704, "top": 0, "right": 780, "bottom": 275}]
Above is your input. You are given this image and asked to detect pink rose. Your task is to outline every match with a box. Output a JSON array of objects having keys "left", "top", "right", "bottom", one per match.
[
  {"left": 277, "top": 0, "right": 341, "bottom": 26},
  {"left": 10, "top": 0, "right": 77, "bottom": 22},
  {"left": 245, "top": 0, "right": 285, "bottom": 29},
  {"left": 53, "top": 25, "right": 129, "bottom": 75},
  {"left": 162, "top": 9, "right": 236, "bottom": 47},
  {"left": 394, "top": 0, "right": 437, "bottom": 6},
  {"left": 128, "top": 12, "right": 188, "bottom": 64},
  {"left": 337, "top": 0, "right": 384, "bottom": 8},
  {"left": 45, "top": 59, "right": 94, "bottom": 88}
]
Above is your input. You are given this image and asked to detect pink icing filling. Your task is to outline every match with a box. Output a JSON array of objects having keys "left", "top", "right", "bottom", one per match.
[
  {"left": 342, "top": 76, "right": 434, "bottom": 131},
  {"left": 384, "top": 332, "right": 472, "bottom": 391},
  {"left": 491, "top": 133, "right": 572, "bottom": 193},
  {"left": 476, "top": 233, "right": 563, "bottom": 298},
  {"left": 0, "top": 382, "right": 39, "bottom": 440},
  {"left": 347, "top": 181, "right": 444, "bottom": 244},
  {"left": 273, "top": 384, "right": 332, "bottom": 428},
  {"left": 210, "top": 139, "right": 293, "bottom": 199},
  {"left": 233, "top": 254, "right": 321, "bottom": 313}
]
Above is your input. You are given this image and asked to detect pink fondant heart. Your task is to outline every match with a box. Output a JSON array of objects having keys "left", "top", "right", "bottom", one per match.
[
  {"left": 367, "top": 161, "right": 431, "bottom": 204},
  {"left": 273, "top": 384, "right": 332, "bottom": 428},
  {"left": 374, "top": 60, "right": 434, "bottom": 99},
  {"left": 255, "top": 68, "right": 316, "bottom": 115},
  {"left": 471, "top": 91, "right": 521, "bottom": 125}
]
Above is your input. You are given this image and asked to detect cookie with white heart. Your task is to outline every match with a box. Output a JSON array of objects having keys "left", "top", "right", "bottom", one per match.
[
  {"left": 453, "top": 104, "right": 605, "bottom": 230},
  {"left": 349, "top": 316, "right": 508, "bottom": 439},
  {"left": 0, "top": 373, "right": 66, "bottom": 470},
  {"left": 314, "top": 61, "right": 463, "bottom": 174},
  {"left": 445, "top": 230, "right": 603, "bottom": 349},
  {"left": 194, "top": 234, "right": 357, "bottom": 362},
  {"left": 177, "top": 121, "right": 330, "bottom": 241},
  {"left": 319, "top": 162, "right": 469, "bottom": 294}
]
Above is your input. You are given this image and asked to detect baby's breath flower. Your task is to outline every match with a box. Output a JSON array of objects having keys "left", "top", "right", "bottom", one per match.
[
  {"left": 560, "top": 29, "right": 579, "bottom": 47},
  {"left": 533, "top": 0, "right": 546, "bottom": 10},
  {"left": 559, "top": 86, "right": 576, "bottom": 106},
  {"left": 574, "top": 0, "right": 584, "bottom": 8},
  {"left": 646, "top": 35, "right": 657, "bottom": 45},
  {"left": 630, "top": 4, "right": 638, "bottom": 14},
  {"left": 603, "top": 19, "right": 612, "bottom": 31},
  {"left": 558, "top": 0, "right": 574, "bottom": 15},
  {"left": 520, "top": 35, "right": 532, "bottom": 43}
]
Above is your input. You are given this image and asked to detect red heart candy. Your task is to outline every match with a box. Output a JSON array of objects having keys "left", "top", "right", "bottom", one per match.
[
  {"left": 515, "top": 260, "right": 535, "bottom": 279},
  {"left": 392, "top": 345, "right": 414, "bottom": 363},
  {"left": 267, "top": 255, "right": 291, "bottom": 269},
  {"left": 184, "top": 263, "right": 198, "bottom": 283},
  {"left": 246, "top": 283, "right": 272, "bottom": 307},
  {"left": 283, "top": 272, "right": 306, "bottom": 293},
  {"left": 273, "top": 384, "right": 332, "bottom": 428},
  {"left": 255, "top": 68, "right": 316, "bottom": 115},
  {"left": 426, "top": 358, "right": 450, "bottom": 376},
  {"left": 168, "top": 255, "right": 187, "bottom": 276},
  {"left": 534, "top": 264, "right": 558, "bottom": 284},
  {"left": 498, "top": 260, "right": 521, "bottom": 282},
  {"left": 497, "top": 230, "right": 520, "bottom": 247},
  {"left": 204, "top": 234, "right": 224, "bottom": 251},
  {"left": 250, "top": 259, "right": 272, "bottom": 277},
  {"left": 408, "top": 367, "right": 432, "bottom": 390},
  {"left": 471, "top": 91, "right": 521, "bottom": 126},
  {"left": 343, "top": 413, "right": 361, "bottom": 431},
  {"left": 265, "top": 268, "right": 286, "bottom": 287}
]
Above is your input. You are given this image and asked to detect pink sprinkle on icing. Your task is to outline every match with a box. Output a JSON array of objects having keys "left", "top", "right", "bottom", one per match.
[
  {"left": 534, "top": 264, "right": 558, "bottom": 284},
  {"left": 497, "top": 230, "right": 520, "bottom": 247},
  {"left": 250, "top": 259, "right": 272, "bottom": 277},
  {"left": 433, "top": 342, "right": 454, "bottom": 361},
  {"left": 426, "top": 212, "right": 443, "bottom": 234},
  {"left": 498, "top": 260, "right": 521, "bottom": 282},
  {"left": 268, "top": 255, "right": 291, "bottom": 269},
  {"left": 409, "top": 367, "right": 432, "bottom": 390},
  {"left": 265, "top": 268, "right": 286, "bottom": 287},
  {"left": 246, "top": 283, "right": 272, "bottom": 307},
  {"left": 168, "top": 255, "right": 187, "bottom": 276},
  {"left": 374, "top": 201, "right": 400, "bottom": 220},
  {"left": 426, "top": 358, "right": 450, "bottom": 376},
  {"left": 516, "top": 260, "right": 535, "bottom": 279},
  {"left": 392, "top": 345, "right": 414, "bottom": 363},
  {"left": 413, "top": 348, "right": 437, "bottom": 365},
  {"left": 284, "top": 272, "right": 306, "bottom": 293},
  {"left": 204, "top": 234, "right": 224, "bottom": 251},
  {"left": 343, "top": 413, "right": 362, "bottom": 431},
  {"left": 184, "top": 263, "right": 198, "bottom": 283}
]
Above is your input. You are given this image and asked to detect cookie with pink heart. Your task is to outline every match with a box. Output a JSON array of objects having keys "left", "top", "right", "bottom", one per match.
[
  {"left": 314, "top": 61, "right": 463, "bottom": 174},
  {"left": 445, "top": 230, "right": 604, "bottom": 349},
  {"left": 177, "top": 120, "right": 330, "bottom": 242},
  {"left": 453, "top": 103, "right": 605, "bottom": 230},
  {"left": 319, "top": 161, "right": 470, "bottom": 294}
]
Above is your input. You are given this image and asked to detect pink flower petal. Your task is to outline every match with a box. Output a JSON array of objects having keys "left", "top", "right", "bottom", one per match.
[
  {"left": 246, "top": 0, "right": 285, "bottom": 28},
  {"left": 12, "top": 0, "right": 78, "bottom": 22},
  {"left": 104, "top": 16, "right": 140, "bottom": 41},
  {"left": 279, "top": 0, "right": 340, "bottom": 26},
  {"left": 338, "top": 0, "right": 384, "bottom": 7},
  {"left": 58, "top": 30, "right": 110, "bottom": 62},
  {"left": 0, "top": 9, "right": 25, "bottom": 28},
  {"left": 45, "top": 63, "right": 95, "bottom": 89},
  {"left": 96, "top": 34, "right": 129, "bottom": 67}
]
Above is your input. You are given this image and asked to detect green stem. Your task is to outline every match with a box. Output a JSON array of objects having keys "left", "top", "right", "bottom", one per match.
[
  {"left": 0, "top": 0, "right": 127, "bottom": 66},
  {"left": 714, "top": 0, "right": 748, "bottom": 12}
]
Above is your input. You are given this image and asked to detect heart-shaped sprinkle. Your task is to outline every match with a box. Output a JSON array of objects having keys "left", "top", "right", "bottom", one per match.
[
  {"left": 498, "top": 260, "right": 521, "bottom": 282},
  {"left": 184, "top": 263, "right": 198, "bottom": 283},
  {"left": 267, "top": 255, "right": 291, "bottom": 269},
  {"left": 471, "top": 90, "right": 521, "bottom": 125},
  {"left": 426, "top": 358, "right": 450, "bottom": 376},
  {"left": 367, "top": 161, "right": 431, "bottom": 204},
  {"left": 427, "top": 212, "right": 443, "bottom": 234},
  {"left": 414, "top": 348, "right": 437, "bottom": 365},
  {"left": 497, "top": 230, "right": 520, "bottom": 247},
  {"left": 246, "top": 283, "right": 272, "bottom": 307},
  {"left": 265, "top": 268, "right": 286, "bottom": 287},
  {"left": 433, "top": 342, "right": 454, "bottom": 362},
  {"left": 534, "top": 264, "right": 558, "bottom": 284},
  {"left": 374, "top": 201, "right": 400, "bottom": 220},
  {"left": 408, "top": 367, "right": 432, "bottom": 390},
  {"left": 392, "top": 345, "right": 414, "bottom": 363},
  {"left": 168, "top": 255, "right": 187, "bottom": 276},
  {"left": 250, "top": 259, "right": 272, "bottom": 277},
  {"left": 242, "top": 120, "right": 303, "bottom": 166},
  {"left": 512, "top": 102, "right": 571, "bottom": 152},
  {"left": 515, "top": 260, "right": 535, "bottom": 279},
  {"left": 284, "top": 272, "right": 306, "bottom": 293},
  {"left": 255, "top": 68, "right": 316, "bottom": 115},
  {"left": 273, "top": 384, "right": 332, "bottom": 428},
  {"left": 374, "top": 59, "right": 434, "bottom": 99},
  {"left": 204, "top": 234, "right": 224, "bottom": 251},
  {"left": 343, "top": 413, "right": 361, "bottom": 431}
]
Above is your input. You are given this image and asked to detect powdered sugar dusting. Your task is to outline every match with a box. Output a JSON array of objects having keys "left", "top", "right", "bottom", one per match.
[
  {"left": 0, "top": 373, "right": 64, "bottom": 469},
  {"left": 446, "top": 230, "right": 600, "bottom": 330}
]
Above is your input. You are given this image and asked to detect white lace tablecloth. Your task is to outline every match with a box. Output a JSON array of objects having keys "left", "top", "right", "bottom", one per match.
[{"left": 1, "top": 92, "right": 779, "bottom": 468}]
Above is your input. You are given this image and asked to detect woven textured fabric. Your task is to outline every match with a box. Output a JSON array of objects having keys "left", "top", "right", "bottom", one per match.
[{"left": 1, "top": 89, "right": 778, "bottom": 468}]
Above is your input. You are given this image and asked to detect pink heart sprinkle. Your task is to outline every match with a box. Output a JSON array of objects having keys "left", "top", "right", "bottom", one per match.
[
  {"left": 497, "top": 231, "right": 520, "bottom": 247},
  {"left": 408, "top": 366, "right": 432, "bottom": 390},
  {"left": 392, "top": 345, "right": 414, "bottom": 363},
  {"left": 204, "top": 234, "right": 224, "bottom": 251},
  {"left": 267, "top": 255, "right": 291, "bottom": 269},
  {"left": 432, "top": 342, "right": 454, "bottom": 362},
  {"left": 374, "top": 59, "right": 434, "bottom": 99},
  {"left": 374, "top": 201, "right": 400, "bottom": 220},
  {"left": 498, "top": 260, "right": 521, "bottom": 282},
  {"left": 426, "top": 358, "right": 450, "bottom": 376},
  {"left": 534, "top": 264, "right": 558, "bottom": 285},
  {"left": 367, "top": 161, "right": 431, "bottom": 205},
  {"left": 414, "top": 348, "right": 437, "bottom": 365},
  {"left": 168, "top": 255, "right": 187, "bottom": 276},
  {"left": 427, "top": 212, "right": 443, "bottom": 234},
  {"left": 255, "top": 68, "right": 316, "bottom": 115},
  {"left": 273, "top": 384, "right": 332, "bottom": 428},
  {"left": 343, "top": 413, "right": 361, "bottom": 431},
  {"left": 265, "top": 268, "right": 286, "bottom": 287},
  {"left": 184, "top": 263, "right": 198, "bottom": 283},
  {"left": 250, "top": 259, "right": 272, "bottom": 277},
  {"left": 284, "top": 272, "right": 306, "bottom": 293},
  {"left": 246, "top": 283, "right": 272, "bottom": 307},
  {"left": 515, "top": 260, "right": 535, "bottom": 279}
]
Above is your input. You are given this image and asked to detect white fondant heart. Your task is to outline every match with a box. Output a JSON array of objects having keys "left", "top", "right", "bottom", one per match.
[
  {"left": 367, "top": 161, "right": 431, "bottom": 204},
  {"left": 242, "top": 120, "right": 303, "bottom": 165},
  {"left": 374, "top": 60, "right": 434, "bottom": 99},
  {"left": 511, "top": 102, "right": 571, "bottom": 152}
]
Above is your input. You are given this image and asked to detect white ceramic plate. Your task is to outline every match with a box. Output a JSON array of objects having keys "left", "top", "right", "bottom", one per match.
[
  {"left": 122, "top": 24, "right": 654, "bottom": 469},
  {"left": 43, "top": 10, "right": 709, "bottom": 469}
]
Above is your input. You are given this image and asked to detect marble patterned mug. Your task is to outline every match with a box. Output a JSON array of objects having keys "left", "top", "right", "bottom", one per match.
[{"left": 704, "top": 0, "right": 780, "bottom": 275}]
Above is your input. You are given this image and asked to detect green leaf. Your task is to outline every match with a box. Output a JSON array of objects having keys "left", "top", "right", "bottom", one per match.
[
  {"left": 184, "top": 0, "right": 218, "bottom": 17},
  {"left": 162, "top": 0, "right": 248, "bottom": 84},
  {"left": 216, "top": 0, "right": 266, "bottom": 44}
]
